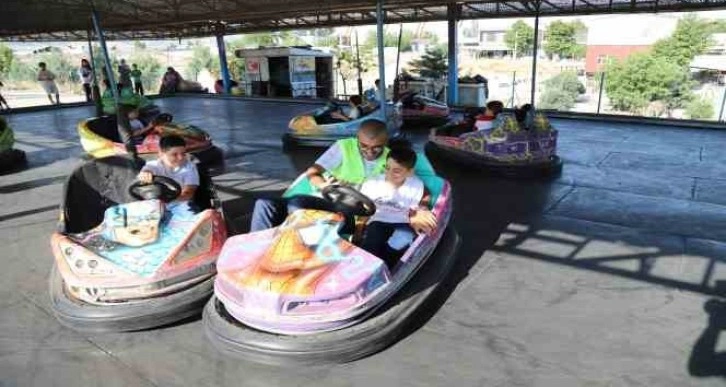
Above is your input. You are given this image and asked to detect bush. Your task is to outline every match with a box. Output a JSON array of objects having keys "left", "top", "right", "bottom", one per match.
[
  {"left": 686, "top": 97, "right": 715, "bottom": 120},
  {"left": 538, "top": 71, "right": 584, "bottom": 110}
]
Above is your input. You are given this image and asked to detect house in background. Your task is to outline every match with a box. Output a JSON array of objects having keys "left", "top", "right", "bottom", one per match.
[{"left": 584, "top": 14, "right": 678, "bottom": 75}]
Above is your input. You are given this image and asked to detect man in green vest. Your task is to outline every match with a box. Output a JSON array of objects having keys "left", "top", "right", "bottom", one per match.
[{"left": 249, "top": 119, "right": 436, "bottom": 234}]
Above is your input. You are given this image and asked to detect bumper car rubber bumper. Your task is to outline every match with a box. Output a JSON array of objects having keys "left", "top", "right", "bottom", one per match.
[
  {"left": 49, "top": 264, "right": 215, "bottom": 332},
  {"left": 425, "top": 141, "right": 563, "bottom": 179},
  {"left": 203, "top": 228, "right": 460, "bottom": 365}
]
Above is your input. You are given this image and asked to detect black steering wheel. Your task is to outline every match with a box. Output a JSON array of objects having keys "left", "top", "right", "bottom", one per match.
[
  {"left": 322, "top": 184, "right": 377, "bottom": 217},
  {"left": 128, "top": 175, "right": 182, "bottom": 202}
]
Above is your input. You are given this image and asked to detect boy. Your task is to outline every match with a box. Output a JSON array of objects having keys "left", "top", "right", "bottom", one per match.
[
  {"left": 122, "top": 104, "right": 157, "bottom": 143},
  {"left": 473, "top": 100, "right": 504, "bottom": 131},
  {"left": 330, "top": 95, "right": 363, "bottom": 121},
  {"left": 131, "top": 64, "right": 144, "bottom": 95},
  {"left": 137, "top": 135, "right": 198, "bottom": 204},
  {"left": 359, "top": 145, "right": 433, "bottom": 269},
  {"left": 37, "top": 62, "right": 60, "bottom": 105}
]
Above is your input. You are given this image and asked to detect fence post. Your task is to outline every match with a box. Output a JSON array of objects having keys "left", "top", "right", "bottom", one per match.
[
  {"left": 596, "top": 72, "right": 605, "bottom": 115},
  {"left": 510, "top": 71, "right": 517, "bottom": 108}
]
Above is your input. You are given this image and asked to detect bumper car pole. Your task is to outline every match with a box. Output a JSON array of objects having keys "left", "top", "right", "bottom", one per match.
[
  {"left": 91, "top": 6, "right": 139, "bottom": 161},
  {"left": 376, "top": 0, "right": 386, "bottom": 117},
  {"left": 86, "top": 29, "right": 104, "bottom": 117}
]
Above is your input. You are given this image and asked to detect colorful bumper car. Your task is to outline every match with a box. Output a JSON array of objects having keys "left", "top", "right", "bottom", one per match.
[
  {"left": 426, "top": 112, "right": 562, "bottom": 178},
  {"left": 78, "top": 115, "right": 223, "bottom": 165},
  {"left": 49, "top": 156, "right": 227, "bottom": 332},
  {"left": 101, "top": 88, "right": 160, "bottom": 118},
  {"left": 282, "top": 101, "right": 402, "bottom": 151},
  {"left": 399, "top": 91, "right": 450, "bottom": 128},
  {"left": 0, "top": 117, "right": 26, "bottom": 173},
  {"left": 203, "top": 154, "right": 460, "bottom": 365}
]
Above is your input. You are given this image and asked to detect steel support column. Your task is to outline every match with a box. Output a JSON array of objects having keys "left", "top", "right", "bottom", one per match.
[
  {"left": 216, "top": 31, "right": 231, "bottom": 94},
  {"left": 447, "top": 4, "right": 458, "bottom": 106},
  {"left": 376, "top": 0, "right": 386, "bottom": 117},
  {"left": 91, "top": 8, "right": 137, "bottom": 158},
  {"left": 530, "top": 3, "right": 541, "bottom": 107},
  {"left": 86, "top": 29, "right": 103, "bottom": 116}
]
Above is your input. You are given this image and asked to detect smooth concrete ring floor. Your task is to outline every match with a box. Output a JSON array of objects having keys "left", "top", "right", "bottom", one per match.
[{"left": 1, "top": 97, "right": 725, "bottom": 386}]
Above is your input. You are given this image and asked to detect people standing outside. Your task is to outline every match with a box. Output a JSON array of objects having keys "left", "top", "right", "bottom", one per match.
[
  {"left": 117, "top": 59, "right": 132, "bottom": 91},
  {"left": 78, "top": 59, "right": 94, "bottom": 102},
  {"left": 0, "top": 81, "right": 10, "bottom": 111},
  {"left": 130, "top": 64, "right": 144, "bottom": 95},
  {"left": 37, "top": 62, "right": 60, "bottom": 105}
]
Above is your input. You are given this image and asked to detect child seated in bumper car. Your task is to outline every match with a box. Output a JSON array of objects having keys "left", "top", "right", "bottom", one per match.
[
  {"left": 137, "top": 135, "right": 200, "bottom": 216},
  {"left": 330, "top": 95, "right": 363, "bottom": 122},
  {"left": 358, "top": 144, "right": 433, "bottom": 269},
  {"left": 472, "top": 100, "right": 504, "bottom": 131}
]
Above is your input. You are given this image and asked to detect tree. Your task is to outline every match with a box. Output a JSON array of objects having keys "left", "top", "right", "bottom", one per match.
[
  {"left": 544, "top": 20, "right": 586, "bottom": 59},
  {"left": 538, "top": 71, "right": 585, "bottom": 110},
  {"left": 186, "top": 44, "right": 215, "bottom": 80},
  {"left": 605, "top": 52, "right": 693, "bottom": 115},
  {"left": 504, "top": 21, "right": 534, "bottom": 57},
  {"left": 0, "top": 43, "right": 14, "bottom": 77},
  {"left": 686, "top": 97, "right": 714, "bottom": 120},
  {"left": 652, "top": 15, "right": 714, "bottom": 67},
  {"left": 364, "top": 30, "right": 414, "bottom": 51},
  {"left": 335, "top": 48, "right": 375, "bottom": 95},
  {"left": 408, "top": 46, "right": 448, "bottom": 79}
]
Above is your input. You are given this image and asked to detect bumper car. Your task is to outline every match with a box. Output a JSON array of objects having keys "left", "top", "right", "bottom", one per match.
[
  {"left": 78, "top": 115, "right": 223, "bottom": 165},
  {"left": 282, "top": 101, "right": 402, "bottom": 151},
  {"left": 101, "top": 88, "right": 160, "bottom": 118},
  {"left": 399, "top": 91, "right": 450, "bottom": 128},
  {"left": 204, "top": 153, "right": 460, "bottom": 365},
  {"left": 0, "top": 117, "right": 27, "bottom": 173},
  {"left": 426, "top": 112, "right": 562, "bottom": 179},
  {"left": 49, "top": 156, "right": 227, "bottom": 332}
]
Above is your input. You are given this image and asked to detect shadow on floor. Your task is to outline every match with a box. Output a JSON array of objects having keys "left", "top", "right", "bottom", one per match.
[{"left": 689, "top": 297, "right": 726, "bottom": 379}]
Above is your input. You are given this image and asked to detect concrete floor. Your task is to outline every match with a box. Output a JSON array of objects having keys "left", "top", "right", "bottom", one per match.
[{"left": 1, "top": 97, "right": 725, "bottom": 387}]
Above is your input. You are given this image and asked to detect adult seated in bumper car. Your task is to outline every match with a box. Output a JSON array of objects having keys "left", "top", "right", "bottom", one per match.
[
  {"left": 0, "top": 116, "right": 27, "bottom": 173},
  {"left": 282, "top": 97, "right": 402, "bottom": 151},
  {"left": 78, "top": 103, "right": 222, "bottom": 165},
  {"left": 398, "top": 90, "right": 450, "bottom": 128},
  {"left": 427, "top": 104, "right": 562, "bottom": 178},
  {"left": 204, "top": 121, "right": 459, "bottom": 365},
  {"left": 50, "top": 136, "right": 227, "bottom": 332}
]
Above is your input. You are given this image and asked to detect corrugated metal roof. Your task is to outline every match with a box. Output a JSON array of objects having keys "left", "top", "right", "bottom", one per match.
[{"left": 2, "top": 0, "right": 726, "bottom": 41}]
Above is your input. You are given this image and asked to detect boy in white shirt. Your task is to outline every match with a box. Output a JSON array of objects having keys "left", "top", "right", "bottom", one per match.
[
  {"left": 137, "top": 135, "right": 199, "bottom": 213},
  {"left": 359, "top": 145, "right": 432, "bottom": 269},
  {"left": 37, "top": 62, "right": 60, "bottom": 105}
]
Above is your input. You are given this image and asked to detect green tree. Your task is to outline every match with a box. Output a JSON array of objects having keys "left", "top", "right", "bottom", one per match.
[
  {"left": 408, "top": 46, "right": 448, "bottom": 79},
  {"left": 538, "top": 71, "right": 585, "bottom": 110},
  {"left": 504, "top": 21, "right": 534, "bottom": 57},
  {"left": 652, "top": 15, "right": 714, "bottom": 67},
  {"left": 605, "top": 52, "right": 693, "bottom": 115},
  {"left": 0, "top": 43, "right": 14, "bottom": 77},
  {"left": 543, "top": 20, "right": 586, "bottom": 59},
  {"left": 685, "top": 97, "right": 714, "bottom": 120},
  {"left": 186, "top": 44, "right": 215, "bottom": 80},
  {"left": 364, "top": 30, "right": 414, "bottom": 51},
  {"left": 335, "top": 48, "right": 375, "bottom": 95}
]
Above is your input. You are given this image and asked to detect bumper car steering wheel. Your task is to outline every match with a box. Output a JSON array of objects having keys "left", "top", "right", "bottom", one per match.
[
  {"left": 322, "top": 184, "right": 376, "bottom": 217},
  {"left": 128, "top": 176, "right": 181, "bottom": 202}
]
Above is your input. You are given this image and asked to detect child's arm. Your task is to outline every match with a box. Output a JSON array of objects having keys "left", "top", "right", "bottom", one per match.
[{"left": 178, "top": 185, "right": 197, "bottom": 202}]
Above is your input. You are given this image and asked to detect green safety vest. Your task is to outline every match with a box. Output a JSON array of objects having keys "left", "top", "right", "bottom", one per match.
[{"left": 283, "top": 138, "right": 389, "bottom": 198}]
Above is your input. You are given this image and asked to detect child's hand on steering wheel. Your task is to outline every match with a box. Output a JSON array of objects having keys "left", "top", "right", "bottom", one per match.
[{"left": 137, "top": 171, "right": 153, "bottom": 184}]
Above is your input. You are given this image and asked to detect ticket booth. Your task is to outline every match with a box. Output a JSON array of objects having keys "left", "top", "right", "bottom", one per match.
[{"left": 235, "top": 46, "right": 333, "bottom": 99}]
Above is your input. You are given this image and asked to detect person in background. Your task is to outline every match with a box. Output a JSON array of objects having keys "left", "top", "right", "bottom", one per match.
[
  {"left": 330, "top": 95, "right": 363, "bottom": 121},
  {"left": 78, "top": 59, "right": 94, "bottom": 102},
  {"left": 160, "top": 67, "right": 181, "bottom": 94},
  {"left": 37, "top": 62, "right": 60, "bottom": 105},
  {"left": 131, "top": 64, "right": 144, "bottom": 95},
  {"left": 0, "top": 81, "right": 10, "bottom": 111},
  {"left": 117, "top": 59, "right": 132, "bottom": 91},
  {"left": 472, "top": 100, "right": 505, "bottom": 131}
]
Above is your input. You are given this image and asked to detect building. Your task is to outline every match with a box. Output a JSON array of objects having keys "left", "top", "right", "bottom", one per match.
[{"left": 584, "top": 14, "right": 678, "bottom": 74}]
